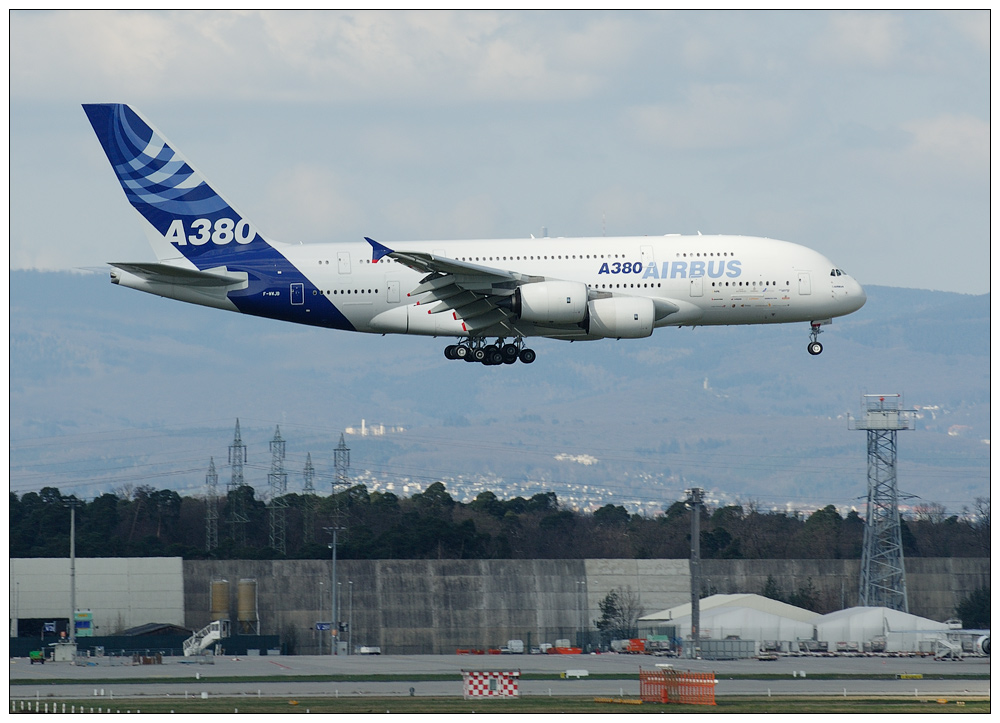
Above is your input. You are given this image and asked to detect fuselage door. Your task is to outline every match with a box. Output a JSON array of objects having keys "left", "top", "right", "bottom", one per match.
[
  {"left": 798, "top": 272, "right": 812, "bottom": 295},
  {"left": 689, "top": 276, "right": 703, "bottom": 297},
  {"left": 290, "top": 283, "right": 304, "bottom": 305},
  {"left": 387, "top": 280, "right": 400, "bottom": 304},
  {"left": 337, "top": 252, "right": 352, "bottom": 274},
  {"left": 641, "top": 245, "right": 654, "bottom": 266}
]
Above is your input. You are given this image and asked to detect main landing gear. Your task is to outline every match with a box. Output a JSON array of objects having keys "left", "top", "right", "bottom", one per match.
[
  {"left": 444, "top": 338, "right": 536, "bottom": 365},
  {"left": 807, "top": 322, "right": 824, "bottom": 356}
]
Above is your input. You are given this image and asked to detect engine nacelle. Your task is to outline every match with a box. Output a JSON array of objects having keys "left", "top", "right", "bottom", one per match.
[
  {"left": 509, "top": 281, "right": 589, "bottom": 324},
  {"left": 586, "top": 297, "right": 655, "bottom": 339},
  {"left": 976, "top": 635, "right": 990, "bottom": 656}
]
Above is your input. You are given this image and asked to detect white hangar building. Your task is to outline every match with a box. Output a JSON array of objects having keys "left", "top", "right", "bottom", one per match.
[
  {"left": 639, "top": 593, "right": 820, "bottom": 656},
  {"left": 814, "top": 606, "right": 952, "bottom": 654},
  {"left": 639, "top": 594, "right": 957, "bottom": 657}
]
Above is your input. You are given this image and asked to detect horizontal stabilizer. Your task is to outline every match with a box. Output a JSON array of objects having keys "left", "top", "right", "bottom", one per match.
[{"left": 109, "top": 262, "right": 248, "bottom": 287}]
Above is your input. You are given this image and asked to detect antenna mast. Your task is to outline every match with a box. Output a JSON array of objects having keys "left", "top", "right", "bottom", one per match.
[{"left": 851, "top": 394, "right": 914, "bottom": 612}]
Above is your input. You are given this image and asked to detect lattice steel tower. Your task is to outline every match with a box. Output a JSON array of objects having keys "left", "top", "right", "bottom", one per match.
[
  {"left": 205, "top": 457, "right": 219, "bottom": 552},
  {"left": 267, "top": 426, "right": 288, "bottom": 555},
  {"left": 850, "top": 394, "right": 914, "bottom": 612},
  {"left": 302, "top": 453, "right": 317, "bottom": 544},
  {"left": 227, "top": 419, "right": 249, "bottom": 549},
  {"left": 333, "top": 433, "right": 351, "bottom": 493}
]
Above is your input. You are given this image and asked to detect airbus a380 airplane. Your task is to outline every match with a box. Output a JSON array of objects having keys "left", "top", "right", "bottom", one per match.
[{"left": 84, "top": 103, "right": 866, "bottom": 365}]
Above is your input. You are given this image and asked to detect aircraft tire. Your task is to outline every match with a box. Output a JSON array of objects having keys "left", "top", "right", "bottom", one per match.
[
  {"left": 807, "top": 341, "right": 823, "bottom": 356},
  {"left": 444, "top": 345, "right": 458, "bottom": 359},
  {"left": 502, "top": 344, "right": 520, "bottom": 363},
  {"left": 472, "top": 347, "right": 487, "bottom": 362},
  {"left": 519, "top": 348, "right": 537, "bottom": 364},
  {"left": 484, "top": 347, "right": 504, "bottom": 365}
]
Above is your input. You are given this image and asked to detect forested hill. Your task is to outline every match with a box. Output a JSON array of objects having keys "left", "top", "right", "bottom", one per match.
[
  {"left": 10, "top": 483, "right": 989, "bottom": 563},
  {"left": 9, "top": 271, "right": 991, "bottom": 512}
]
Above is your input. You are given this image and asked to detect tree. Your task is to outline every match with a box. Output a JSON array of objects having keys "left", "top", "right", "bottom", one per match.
[
  {"left": 594, "top": 586, "right": 646, "bottom": 642},
  {"left": 956, "top": 587, "right": 989, "bottom": 629},
  {"left": 593, "top": 504, "right": 629, "bottom": 527},
  {"left": 761, "top": 575, "right": 783, "bottom": 602},
  {"left": 971, "top": 497, "right": 990, "bottom": 555}
]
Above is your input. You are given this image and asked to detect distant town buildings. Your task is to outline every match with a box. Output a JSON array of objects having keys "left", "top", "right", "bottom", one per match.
[{"left": 344, "top": 419, "right": 406, "bottom": 437}]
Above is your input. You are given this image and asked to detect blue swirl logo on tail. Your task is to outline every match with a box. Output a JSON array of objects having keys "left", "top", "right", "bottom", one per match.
[{"left": 83, "top": 103, "right": 266, "bottom": 265}]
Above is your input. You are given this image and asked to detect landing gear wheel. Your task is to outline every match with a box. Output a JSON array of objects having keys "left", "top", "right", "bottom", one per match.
[
  {"left": 483, "top": 346, "right": 504, "bottom": 365},
  {"left": 519, "top": 348, "right": 537, "bottom": 364},
  {"left": 471, "top": 347, "right": 487, "bottom": 362},
  {"left": 502, "top": 344, "right": 519, "bottom": 364},
  {"left": 444, "top": 345, "right": 458, "bottom": 359},
  {"left": 454, "top": 345, "right": 469, "bottom": 360},
  {"left": 807, "top": 341, "right": 823, "bottom": 356}
]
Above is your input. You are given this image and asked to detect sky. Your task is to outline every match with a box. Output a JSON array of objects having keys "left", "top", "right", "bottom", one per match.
[{"left": 8, "top": 10, "right": 990, "bottom": 294}]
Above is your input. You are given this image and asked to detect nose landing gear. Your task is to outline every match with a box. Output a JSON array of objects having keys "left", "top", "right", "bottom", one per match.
[{"left": 807, "top": 322, "right": 824, "bottom": 355}]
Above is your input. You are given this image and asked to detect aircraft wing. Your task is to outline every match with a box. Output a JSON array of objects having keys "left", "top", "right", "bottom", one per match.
[
  {"left": 366, "top": 237, "right": 681, "bottom": 336},
  {"left": 367, "top": 237, "right": 541, "bottom": 333}
]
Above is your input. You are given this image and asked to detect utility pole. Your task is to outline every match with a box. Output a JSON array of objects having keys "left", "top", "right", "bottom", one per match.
[
  {"left": 227, "top": 419, "right": 249, "bottom": 549},
  {"left": 302, "top": 453, "right": 316, "bottom": 544},
  {"left": 267, "top": 426, "right": 288, "bottom": 555},
  {"left": 686, "top": 487, "right": 703, "bottom": 659},
  {"left": 205, "top": 458, "right": 219, "bottom": 552}
]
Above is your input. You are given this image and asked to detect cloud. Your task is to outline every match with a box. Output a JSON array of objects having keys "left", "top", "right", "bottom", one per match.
[
  {"left": 11, "top": 10, "right": 637, "bottom": 104},
  {"left": 263, "top": 164, "right": 365, "bottom": 243},
  {"left": 626, "top": 84, "right": 794, "bottom": 151},
  {"left": 900, "top": 114, "right": 988, "bottom": 178},
  {"left": 812, "top": 11, "right": 902, "bottom": 67}
]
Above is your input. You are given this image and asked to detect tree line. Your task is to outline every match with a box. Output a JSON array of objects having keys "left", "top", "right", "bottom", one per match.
[{"left": 9, "top": 484, "right": 989, "bottom": 562}]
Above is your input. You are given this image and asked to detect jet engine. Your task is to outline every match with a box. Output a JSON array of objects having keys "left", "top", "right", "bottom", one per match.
[
  {"left": 499, "top": 281, "right": 589, "bottom": 324},
  {"left": 586, "top": 296, "right": 655, "bottom": 339},
  {"left": 976, "top": 635, "right": 990, "bottom": 656}
]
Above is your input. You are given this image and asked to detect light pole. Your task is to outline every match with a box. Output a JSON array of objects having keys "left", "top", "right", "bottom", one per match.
[
  {"left": 66, "top": 498, "right": 79, "bottom": 646},
  {"left": 577, "top": 580, "right": 586, "bottom": 650},
  {"left": 323, "top": 526, "right": 340, "bottom": 655},
  {"left": 348, "top": 581, "right": 353, "bottom": 655},
  {"left": 318, "top": 581, "right": 325, "bottom": 654}
]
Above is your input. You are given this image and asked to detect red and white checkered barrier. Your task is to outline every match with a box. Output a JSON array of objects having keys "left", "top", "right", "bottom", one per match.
[{"left": 462, "top": 670, "right": 520, "bottom": 699}]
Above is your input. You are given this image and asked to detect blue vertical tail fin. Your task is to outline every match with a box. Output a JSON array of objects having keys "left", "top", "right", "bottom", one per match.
[{"left": 83, "top": 103, "right": 273, "bottom": 268}]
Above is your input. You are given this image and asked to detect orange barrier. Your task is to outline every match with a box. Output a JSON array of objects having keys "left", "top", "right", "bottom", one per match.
[{"left": 639, "top": 667, "right": 717, "bottom": 706}]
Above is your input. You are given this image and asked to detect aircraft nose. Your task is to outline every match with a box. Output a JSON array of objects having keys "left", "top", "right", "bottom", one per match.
[{"left": 845, "top": 277, "right": 866, "bottom": 313}]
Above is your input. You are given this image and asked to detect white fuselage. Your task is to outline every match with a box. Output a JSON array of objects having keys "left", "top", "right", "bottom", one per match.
[{"left": 277, "top": 233, "right": 865, "bottom": 339}]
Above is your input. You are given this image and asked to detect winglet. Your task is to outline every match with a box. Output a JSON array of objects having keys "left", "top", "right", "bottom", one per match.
[{"left": 366, "top": 237, "right": 394, "bottom": 263}]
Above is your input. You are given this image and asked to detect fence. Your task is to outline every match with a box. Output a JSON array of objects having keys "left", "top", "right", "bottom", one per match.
[{"left": 639, "top": 667, "right": 717, "bottom": 706}]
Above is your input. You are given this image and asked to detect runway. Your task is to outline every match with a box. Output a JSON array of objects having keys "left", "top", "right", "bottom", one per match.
[{"left": 10, "top": 653, "right": 990, "bottom": 701}]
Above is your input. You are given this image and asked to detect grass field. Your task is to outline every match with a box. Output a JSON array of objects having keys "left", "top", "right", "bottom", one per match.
[{"left": 10, "top": 696, "right": 989, "bottom": 715}]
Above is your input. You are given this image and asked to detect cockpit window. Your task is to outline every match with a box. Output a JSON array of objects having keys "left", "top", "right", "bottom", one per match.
[{"left": 830, "top": 269, "right": 844, "bottom": 276}]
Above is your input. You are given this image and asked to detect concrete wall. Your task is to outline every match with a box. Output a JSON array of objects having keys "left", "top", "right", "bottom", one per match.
[
  {"left": 12, "top": 557, "right": 987, "bottom": 654},
  {"left": 182, "top": 557, "right": 989, "bottom": 655},
  {"left": 9, "top": 558, "right": 185, "bottom": 634},
  {"left": 700, "top": 557, "right": 990, "bottom": 622}
]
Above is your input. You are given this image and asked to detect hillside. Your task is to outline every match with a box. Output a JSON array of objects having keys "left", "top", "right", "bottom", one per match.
[{"left": 9, "top": 270, "right": 989, "bottom": 513}]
